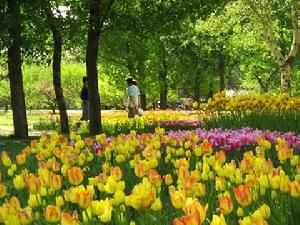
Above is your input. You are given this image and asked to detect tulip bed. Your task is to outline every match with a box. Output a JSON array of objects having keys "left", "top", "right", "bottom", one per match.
[
  {"left": 198, "top": 93, "right": 300, "bottom": 134},
  {"left": 0, "top": 128, "right": 300, "bottom": 225},
  {"left": 32, "top": 110, "right": 206, "bottom": 135}
]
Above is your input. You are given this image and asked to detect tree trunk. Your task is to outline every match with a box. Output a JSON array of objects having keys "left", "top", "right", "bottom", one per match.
[
  {"left": 52, "top": 33, "right": 69, "bottom": 133},
  {"left": 137, "top": 59, "right": 146, "bottom": 110},
  {"left": 86, "top": 0, "right": 102, "bottom": 135},
  {"left": 159, "top": 41, "right": 168, "bottom": 110},
  {"left": 218, "top": 51, "right": 225, "bottom": 91},
  {"left": 7, "top": 0, "right": 28, "bottom": 138},
  {"left": 280, "top": 63, "right": 291, "bottom": 95},
  {"left": 159, "top": 68, "right": 167, "bottom": 110},
  {"left": 44, "top": 3, "right": 70, "bottom": 134},
  {"left": 193, "top": 73, "right": 201, "bottom": 102}
]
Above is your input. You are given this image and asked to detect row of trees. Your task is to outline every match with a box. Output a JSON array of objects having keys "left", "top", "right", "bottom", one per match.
[{"left": 0, "top": 0, "right": 299, "bottom": 138}]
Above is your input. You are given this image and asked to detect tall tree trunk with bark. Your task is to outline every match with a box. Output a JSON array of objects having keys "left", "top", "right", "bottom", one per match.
[
  {"left": 86, "top": 0, "right": 102, "bottom": 135},
  {"left": 45, "top": 4, "right": 69, "bottom": 133},
  {"left": 7, "top": 0, "right": 28, "bottom": 138}
]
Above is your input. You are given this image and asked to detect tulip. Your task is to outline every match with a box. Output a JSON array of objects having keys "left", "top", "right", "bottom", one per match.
[
  {"left": 218, "top": 195, "right": 233, "bottom": 215},
  {"left": 0, "top": 184, "right": 7, "bottom": 198},
  {"left": 25, "top": 174, "right": 42, "bottom": 194},
  {"left": 18, "top": 209, "right": 32, "bottom": 225},
  {"left": 113, "top": 190, "right": 125, "bottom": 205},
  {"left": 78, "top": 189, "right": 94, "bottom": 208},
  {"left": 56, "top": 196, "right": 65, "bottom": 207},
  {"left": 289, "top": 180, "right": 300, "bottom": 198},
  {"left": 173, "top": 213, "right": 200, "bottom": 225},
  {"left": 28, "top": 194, "right": 41, "bottom": 208},
  {"left": 13, "top": 175, "right": 26, "bottom": 190},
  {"left": 170, "top": 187, "right": 186, "bottom": 209},
  {"left": 67, "top": 167, "right": 84, "bottom": 186},
  {"left": 50, "top": 174, "right": 62, "bottom": 191},
  {"left": 259, "top": 204, "right": 271, "bottom": 219},
  {"left": 210, "top": 214, "right": 227, "bottom": 225},
  {"left": 16, "top": 154, "right": 26, "bottom": 165},
  {"left": 151, "top": 197, "right": 162, "bottom": 211},
  {"left": 44, "top": 205, "right": 61, "bottom": 223},
  {"left": 110, "top": 166, "right": 123, "bottom": 181},
  {"left": 9, "top": 196, "right": 21, "bottom": 212},
  {"left": 61, "top": 211, "right": 79, "bottom": 225},
  {"left": 148, "top": 169, "right": 162, "bottom": 186},
  {"left": 134, "top": 162, "right": 148, "bottom": 178},
  {"left": 164, "top": 174, "right": 173, "bottom": 185},
  {"left": 234, "top": 185, "right": 252, "bottom": 207},
  {"left": 1, "top": 151, "right": 12, "bottom": 167},
  {"left": 184, "top": 198, "right": 208, "bottom": 224}
]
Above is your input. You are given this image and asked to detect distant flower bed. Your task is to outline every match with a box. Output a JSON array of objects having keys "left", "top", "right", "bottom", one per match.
[
  {"left": 151, "top": 120, "right": 204, "bottom": 127},
  {"left": 199, "top": 92, "right": 300, "bottom": 114},
  {"left": 32, "top": 110, "right": 206, "bottom": 135}
]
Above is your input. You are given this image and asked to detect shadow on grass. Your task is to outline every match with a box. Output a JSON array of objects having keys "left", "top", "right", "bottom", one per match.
[{"left": 0, "top": 136, "right": 37, "bottom": 156}]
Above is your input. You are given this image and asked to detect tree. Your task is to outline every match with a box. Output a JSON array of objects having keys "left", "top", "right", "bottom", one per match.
[
  {"left": 43, "top": 1, "right": 70, "bottom": 133},
  {"left": 7, "top": 0, "right": 28, "bottom": 138},
  {"left": 245, "top": 0, "right": 300, "bottom": 95},
  {"left": 86, "top": 0, "right": 115, "bottom": 135}
]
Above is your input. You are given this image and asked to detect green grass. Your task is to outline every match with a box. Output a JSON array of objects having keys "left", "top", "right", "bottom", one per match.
[{"left": 0, "top": 138, "right": 32, "bottom": 156}]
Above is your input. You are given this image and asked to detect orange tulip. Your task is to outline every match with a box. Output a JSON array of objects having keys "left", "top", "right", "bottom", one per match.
[
  {"left": 184, "top": 198, "right": 208, "bottom": 224},
  {"left": 0, "top": 184, "right": 7, "bottom": 198},
  {"left": 9, "top": 196, "right": 21, "bottom": 212},
  {"left": 182, "top": 175, "right": 197, "bottom": 194},
  {"left": 135, "top": 162, "right": 148, "bottom": 178},
  {"left": 234, "top": 185, "right": 252, "bottom": 207},
  {"left": 25, "top": 174, "right": 42, "bottom": 194},
  {"left": 98, "top": 172, "right": 107, "bottom": 183},
  {"left": 61, "top": 211, "right": 79, "bottom": 225},
  {"left": 52, "top": 161, "right": 61, "bottom": 172},
  {"left": 289, "top": 181, "right": 300, "bottom": 198},
  {"left": 200, "top": 139, "right": 212, "bottom": 155},
  {"left": 173, "top": 212, "right": 200, "bottom": 225},
  {"left": 110, "top": 166, "right": 123, "bottom": 181},
  {"left": 18, "top": 209, "right": 32, "bottom": 225},
  {"left": 78, "top": 189, "right": 94, "bottom": 208},
  {"left": 50, "top": 174, "right": 62, "bottom": 191},
  {"left": 215, "top": 151, "right": 226, "bottom": 165},
  {"left": 218, "top": 196, "right": 233, "bottom": 214},
  {"left": 16, "top": 153, "right": 26, "bottom": 165},
  {"left": 44, "top": 205, "right": 61, "bottom": 223},
  {"left": 148, "top": 169, "right": 162, "bottom": 186},
  {"left": 67, "top": 167, "right": 84, "bottom": 186}
]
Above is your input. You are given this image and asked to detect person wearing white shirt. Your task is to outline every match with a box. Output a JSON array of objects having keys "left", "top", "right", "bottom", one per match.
[{"left": 125, "top": 77, "right": 139, "bottom": 118}]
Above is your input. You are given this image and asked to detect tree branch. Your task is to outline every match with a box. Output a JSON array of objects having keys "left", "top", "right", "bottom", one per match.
[
  {"left": 286, "top": 0, "right": 300, "bottom": 64},
  {"left": 100, "top": 0, "right": 116, "bottom": 28}
]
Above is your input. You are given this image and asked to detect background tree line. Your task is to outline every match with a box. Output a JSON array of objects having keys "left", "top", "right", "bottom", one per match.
[{"left": 0, "top": 0, "right": 299, "bottom": 137}]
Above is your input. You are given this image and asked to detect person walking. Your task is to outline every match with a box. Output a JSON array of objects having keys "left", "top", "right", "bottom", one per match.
[
  {"left": 126, "top": 77, "right": 139, "bottom": 118},
  {"left": 80, "top": 76, "right": 89, "bottom": 121}
]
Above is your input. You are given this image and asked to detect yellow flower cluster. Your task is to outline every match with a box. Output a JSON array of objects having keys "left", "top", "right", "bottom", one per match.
[
  {"left": 200, "top": 92, "right": 300, "bottom": 114},
  {"left": 0, "top": 130, "right": 299, "bottom": 225}
]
